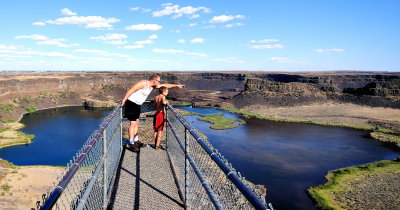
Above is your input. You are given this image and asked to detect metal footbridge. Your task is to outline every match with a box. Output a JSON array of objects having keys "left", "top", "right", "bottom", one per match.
[{"left": 35, "top": 103, "right": 273, "bottom": 210}]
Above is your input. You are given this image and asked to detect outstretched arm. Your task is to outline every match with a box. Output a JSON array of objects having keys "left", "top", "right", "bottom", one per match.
[
  {"left": 121, "top": 80, "right": 147, "bottom": 106},
  {"left": 156, "top": 83, "right": 185, "bottom": 89}
]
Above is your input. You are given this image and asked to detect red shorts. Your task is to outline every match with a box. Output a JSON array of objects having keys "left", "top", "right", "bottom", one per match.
[{"left": 153, "top": 111, "right": 165, "bottom": 131}]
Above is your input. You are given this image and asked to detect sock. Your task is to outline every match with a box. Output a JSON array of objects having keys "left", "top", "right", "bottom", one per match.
[
  {"left": 129, "top": 139, "right": 135, "bottom": 144},
  {"left": 133, "top": 136, "right": 139, "bottom": 142}
]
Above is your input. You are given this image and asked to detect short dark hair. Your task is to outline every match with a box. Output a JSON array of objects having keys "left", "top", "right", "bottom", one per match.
[
  {"left": 159, "top": 86, "right": 168, "bottom": 94},
  {"left": 150, "top": 74, "right": 160, "bottom": 81}
]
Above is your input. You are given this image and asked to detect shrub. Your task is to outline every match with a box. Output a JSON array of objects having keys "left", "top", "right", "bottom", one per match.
[{"left": 1, "top": 184, "right": 11, "bottom": 191}]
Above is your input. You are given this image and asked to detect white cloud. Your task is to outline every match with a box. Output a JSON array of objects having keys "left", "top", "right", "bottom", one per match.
[
  {"left": 0, "top": 44, "right": 20, "bottom": 50},
  {"left": 61, "top": 8, "right": 77, "bottom": 16},
  {"left": 33, "top": 22, "right": 45, "bottom": 26},
  {"left": 189, "top": 23, "right": 197, "bottom": 27},
  {"left": 225, "top": 22, "right": 244, "bottom": 28},
  {"left": 209, "top": 15, "right": 245, "bottom": 23},
  {"left": 120, "top": 45, "right": 144, "bottom": 49},
  {"left": 45, "top": 16, "right": 120, "bottom": 30},
  {"left": 15, "top": 34, "right": 79, "bottom": 48},
  {"left": 75, "top": 49, "right": 130, "bottom": 58},
  {"left": 315, "top": 48, "right": 345, "bottom": 53},
  {"left": 90, "top": 33, "right": 128, "bottom": 40},
  {"left": 214, "top": 57, "right": 244, "bottom": 64},
  {"left": 153, "top": 49, "right": 185, "bottom": 54},
  {"left": 125, "top": 24, "right": 162, "bottom": 31},
  {"left": 269, "top": 57, "right": 292, "bottom": 63},
  {"left": 0, "top": 49, "right": 73, "bottom": 57},
  {"left": 153, "top": 48, "right": 208, "bottom": 57},
  {"left": 149, "top": 34, "right": 158, "bottom": 39},
  {"left": 37, "top": 39, "right": 70, "bottom": 47},
  {"left": 152, "top": 4, "right": 211, "bottom": 19},
  {"left": 190, "top": 38, "right": 204, "bottom": 43},
  {"left": 129, "top": 7, "right": 140, "bottom": 11},
  {"left": 177, "top": 39, "right": 186, "bottom": 44},
  {"left": 126, "top": 58, "right": 174, "bottom": 64},
  {"left": 171, "top": 29, "right": 181, "bottom": 33},
  {"left": 250, "top": 39, "right": 280, "bottom": 43},
  {"left": 105, "top": 40, "right": 128, "bottom": 45},
  {"left": 250, "top": 44, "right": 284, "bottom": 49},
  {"left": 204, "top": 25, "right": 216, "bottom": 29},
  {"left": 15, "top": 34, "right": 48, "bottom": 40},
  {"left": 134, "top": 40, "right": 154, "bottom": 45},
  {"left": 141, "top": 8, "right": 152, "bottom": 13}
]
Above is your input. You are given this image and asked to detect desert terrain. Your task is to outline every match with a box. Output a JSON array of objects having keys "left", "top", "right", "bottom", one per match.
[{"left": 0, "top": 71, "right": 399, "bottom": 209}]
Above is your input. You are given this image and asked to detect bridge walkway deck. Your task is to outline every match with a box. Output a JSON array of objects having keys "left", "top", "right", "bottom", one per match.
[{"left": 108, "top": 144, "right": 184, "bottom": 210}]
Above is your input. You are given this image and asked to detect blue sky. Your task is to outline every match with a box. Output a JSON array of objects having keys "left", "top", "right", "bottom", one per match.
[{"left": 0, "top": 0, "right": 399, "bottom": 71}]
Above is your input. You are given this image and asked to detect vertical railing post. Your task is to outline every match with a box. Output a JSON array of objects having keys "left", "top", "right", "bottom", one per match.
[
  {"left": 120, "top": 107, "right": 123, "bottom": 154},
  {"left": 165, "top": 107, "right": 168, "bottom": 150},
  {"left": 103, "top": 129, "right": 108, "bottom": 209},
  {"left": 185, "top": 128, "right": 189, "bottom": 208}
]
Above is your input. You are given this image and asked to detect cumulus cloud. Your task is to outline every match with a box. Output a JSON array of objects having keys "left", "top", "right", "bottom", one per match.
[
  {"left": 152, "top": 4, "right": 211, "bottom": 19},
  {"left": 209, "top": 15, "right": 245, "bottom": 23},
  {"left": 148, "top": 34, "right": 158, "bottom": 39},
  {"left": 177, "top": 39, "right": 186, "bottom": 44},
  {"left": 153, "top": 48, "right": 208, "bottom": 57},
  {"left": 190, "top": 38, "right": 204, "bottom": 43},
  {"left": 33, "top": 22, "right": 45, "bottom": 26},
  {"left": 189, "top": 23, "right": 197, "bottom": 27},
  {"left": 250, "top": 44, "right": 284, "bottom": 49},
  {"left": 75, "top": 49, "right": 130, "bottom": 58},
  {"left": 315, "top": 48, "right": 345, "bottom": 53},
  {"left": 45, "top": 16, "right": 120, "bottom": 30},
  {"left": 225, "top": 22, "right": 244, "bottom": 28},
  {"left": 125, "top": 24, "right": 162, "bottom": 31},
  {"left": 15, "top": 34, "right": 48, "bottom": 40},
  {"left": 61, "top": 8, "right": 77, "bottom": 16},
  {"left": 129, "top": 7, "right": 151, "bottom": 13},
  {"left": 250, "top": 39, "right": 280, "bottom": 43}
]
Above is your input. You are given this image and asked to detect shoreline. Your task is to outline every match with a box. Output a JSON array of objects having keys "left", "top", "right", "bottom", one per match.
[{"left": 1, "top": 102, "right": 116, "bottom": 150}]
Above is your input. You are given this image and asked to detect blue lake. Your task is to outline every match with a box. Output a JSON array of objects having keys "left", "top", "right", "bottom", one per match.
[
  {"left": 177, "top": 106, "right": 400, "bottom": 210},
  {"left": 0, "top": 106, "right": 111, "bottom": 166},
  {"left": 0, "top": 105, "right": 399, "bottom": 209}
]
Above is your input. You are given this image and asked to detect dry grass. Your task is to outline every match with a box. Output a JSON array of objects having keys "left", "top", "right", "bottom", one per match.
[{"left": 242, "top": 102, "right": 400, "bottom": 130}]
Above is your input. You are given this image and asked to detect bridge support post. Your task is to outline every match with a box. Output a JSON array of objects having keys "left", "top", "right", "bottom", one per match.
[
  {"left": 103, "top": 129, "right": 108, "bottom": 210},
  {"left": 185, "top": 128, "right": 189, "bottom": 208}
]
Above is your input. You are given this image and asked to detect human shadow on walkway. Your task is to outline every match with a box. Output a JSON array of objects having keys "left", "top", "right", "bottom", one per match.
[{"left": 108, "top": 146, "right": 183, "bottom": 209}]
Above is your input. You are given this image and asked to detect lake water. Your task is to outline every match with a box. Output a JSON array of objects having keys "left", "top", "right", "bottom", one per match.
[
  {"left": 0, "top": 106, "right": 111, "bottom": 166},
  {"left": 1, "top": 106, "right": 398, "bottom": 209},
  {"left": 178, "top": 106, "right": 400, "bottom": 210}
]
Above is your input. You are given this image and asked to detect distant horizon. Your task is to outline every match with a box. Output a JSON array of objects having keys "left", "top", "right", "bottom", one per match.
[{"left": 1, "top": 0, "right": 399, "bottom": 71}]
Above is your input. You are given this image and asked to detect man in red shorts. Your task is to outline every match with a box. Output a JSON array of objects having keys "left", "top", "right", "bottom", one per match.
[{"left": 153, "top": 86, "right": 168, "bottom": 149}]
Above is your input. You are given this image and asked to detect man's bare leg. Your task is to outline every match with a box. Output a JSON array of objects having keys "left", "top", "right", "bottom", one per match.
[{"left": 128, "top": 120, "right": 139, "bottom": 141}]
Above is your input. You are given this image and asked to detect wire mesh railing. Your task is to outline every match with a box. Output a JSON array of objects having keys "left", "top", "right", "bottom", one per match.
[
  {"left": 35, "top": 101, "right": 273, "bottom": 210},
  {"left": 36, "top": 104, "right": 123, "bottom": 210},
  {"left": 165, "top": 104, "right": 273, "bottom": 210}
]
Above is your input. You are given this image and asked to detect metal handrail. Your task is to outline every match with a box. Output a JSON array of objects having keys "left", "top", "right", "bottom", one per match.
[
  {"left": 166, "top": 104, "right": 268, "bottom": 210},
  {"left": 40, "top": 104, "right": 122, "bottom": 210}
]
